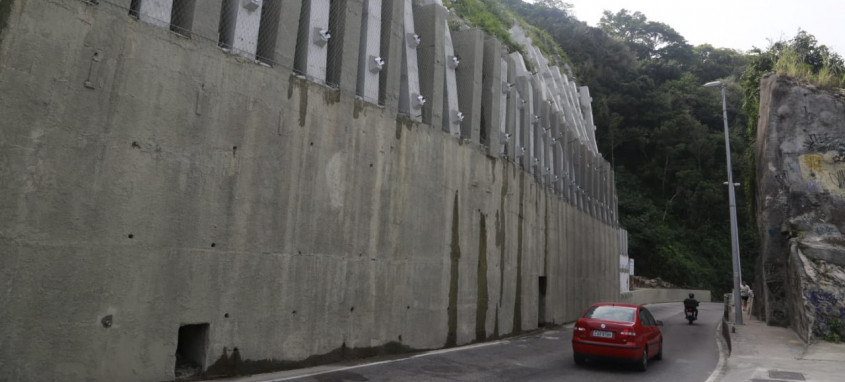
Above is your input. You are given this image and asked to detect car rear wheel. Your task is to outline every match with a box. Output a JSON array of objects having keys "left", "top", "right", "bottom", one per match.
[
  {"left": 573, "top": 352, "right": 586, "bottom": 366},
  {"left": 636, "top": 347, "right": 648, "bottom": 371}
]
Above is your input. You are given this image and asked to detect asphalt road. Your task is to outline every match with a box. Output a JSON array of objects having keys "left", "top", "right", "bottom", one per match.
[{"left": 240, "top": 302, "right": 722, "bottom": 382}]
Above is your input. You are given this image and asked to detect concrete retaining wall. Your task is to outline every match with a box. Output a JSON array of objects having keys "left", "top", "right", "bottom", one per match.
[
  {"left": 620, "top": 289, "right": 712, "bottom": 306},
  {"left": 0, "top": 1, "right": 622, "bottom": 381}
]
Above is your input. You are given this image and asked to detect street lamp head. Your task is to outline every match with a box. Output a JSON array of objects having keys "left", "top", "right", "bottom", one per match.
[{"left": 704, "top": 81, "right": 724, "bottom": 88}]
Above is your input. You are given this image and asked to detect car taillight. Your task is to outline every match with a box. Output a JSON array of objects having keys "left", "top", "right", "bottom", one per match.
[
  {"left": 620, "top": 329, "right": 636, "bottom": 336},
  {"left": 574, "top": 326, "right": 586, "bottom": 332}
]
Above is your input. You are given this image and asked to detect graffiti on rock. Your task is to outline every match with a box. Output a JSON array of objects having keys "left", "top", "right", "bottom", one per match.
[
  {"left": 798, "top": 153, "right": 845, "bottom": 195},
  {"left": 805, "top": 289, "right": 845, "bottom": 339},
  {"left": 804, "top": 133, "right": 835, "bottom": 151}
]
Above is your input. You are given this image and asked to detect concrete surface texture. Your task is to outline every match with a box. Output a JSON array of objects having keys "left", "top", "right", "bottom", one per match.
[
  {"left": 754, "top": 74, "right": 845, "bottom": 341},
  {"left": 0, "top": 0, "right": 621, "bottom": 381}
]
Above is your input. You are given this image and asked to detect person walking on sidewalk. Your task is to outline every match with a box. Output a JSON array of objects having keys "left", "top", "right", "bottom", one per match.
[{"left": 741, "top": 280, "right": 753, "bottom": 311}]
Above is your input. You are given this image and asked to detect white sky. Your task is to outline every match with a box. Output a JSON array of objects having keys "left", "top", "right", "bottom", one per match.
[{"left": 532, "top": 0, "right": 845, "bottom": 55}]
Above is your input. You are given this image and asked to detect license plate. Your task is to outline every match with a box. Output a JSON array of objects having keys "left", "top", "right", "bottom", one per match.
[{"left": 592, "top": 330, "right": 613, "bottom": 338}]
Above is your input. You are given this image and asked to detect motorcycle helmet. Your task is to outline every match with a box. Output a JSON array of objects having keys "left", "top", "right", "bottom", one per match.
[{"left": 689, "top": 293, "right": 694, "bottom": 298}]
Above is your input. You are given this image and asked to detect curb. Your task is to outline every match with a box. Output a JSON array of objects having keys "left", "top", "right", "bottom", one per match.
[{"left": 705, "top": 319, "right": 730, "bottom": 382}]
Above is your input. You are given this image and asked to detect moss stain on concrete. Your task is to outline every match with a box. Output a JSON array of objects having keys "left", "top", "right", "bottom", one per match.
[
  {"left": 514, "top": 172, "right": 524, "bottom": 333},
  {"left": 446, "top": 191, "right": 460, "bottom": 347},
  {"left": 476, "top": 213, "right": 488, "bottom": 342},
  {"left": 395, "top": 115, "right": 415, "bottom": 141},
  {"left": 495, "top": 161, "right": 508, "bottom": 338},
  {"left": 286, "top": 76, "right": 310, "bottom": 127},
  {"left": 353, "top": 98, "right": 366, "bottom": 119},
  {"left": 0, "top": 0, "right": 14, "bottom": 48},
  {"left": 204, "top": 341, "right": 417, "bottom": 380},
  {"left": 544, "top": 199, "right": 549, "bottom": 275}
]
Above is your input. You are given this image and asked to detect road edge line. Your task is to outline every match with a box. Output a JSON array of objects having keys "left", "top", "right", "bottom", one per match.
[
  {"left": 705, "top": 319, "right": 729, "bottom": 382},
  {"left": 257, "top": 340, "right": 509, "bottom": 381}
]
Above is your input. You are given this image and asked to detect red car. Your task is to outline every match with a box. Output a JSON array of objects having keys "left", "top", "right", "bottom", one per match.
[{"left": 571, "top": 303, "right": 663, "bottom": 371}]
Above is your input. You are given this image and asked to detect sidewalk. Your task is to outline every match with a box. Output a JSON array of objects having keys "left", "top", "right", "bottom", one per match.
[{"left": 716, "top": 306, "right": 845, "bottom": 382}]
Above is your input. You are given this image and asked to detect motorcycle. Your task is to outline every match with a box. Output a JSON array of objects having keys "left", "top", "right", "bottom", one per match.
[{"left": 685, "top": 307, "right": 697, "bottom": 324}]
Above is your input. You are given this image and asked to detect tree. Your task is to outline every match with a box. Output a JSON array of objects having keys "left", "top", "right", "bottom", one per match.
[
  {"left": 598, "top": 9, "right": 690, "bottom": 62},
  {"left": 536, "top": 0, "right": 572, "bottom": 11}
]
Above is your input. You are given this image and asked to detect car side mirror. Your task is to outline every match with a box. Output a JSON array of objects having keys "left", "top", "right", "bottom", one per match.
[{"left": 656, "top": 320, "right": 664, "bottom": 326}]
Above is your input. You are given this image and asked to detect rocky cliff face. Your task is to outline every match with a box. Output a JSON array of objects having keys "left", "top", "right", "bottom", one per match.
[{"left": 756, "top": 74, "right": 845, "bottom": 342}]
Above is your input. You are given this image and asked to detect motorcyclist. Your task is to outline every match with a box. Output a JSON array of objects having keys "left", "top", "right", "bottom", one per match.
[{"left": 684, "top": 293, "right": 699, "bottom": 319}]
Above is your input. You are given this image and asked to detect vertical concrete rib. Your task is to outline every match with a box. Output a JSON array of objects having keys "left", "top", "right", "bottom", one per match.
[
  {"left": 378, "top": 0, "right": 404, "bottom": 112},
  {"left": 543, "top": 104, "right": 552, "bottom": 187},
  {"left": 189, "top": 1, "right": 222, "bottom": 44},
  {"left": 529, "top": 78, "right": 543, "bottom": 177},
  {"left": 327, "top": 0, "right": 363, "bottom": 92},
  {"left": 504, "top": 59, "right": 517, "bottom": 162},
  {"left": 579, "top": 86, "right": 598, "bottom": 152},
  {"left": 452, "top": 29, "right": 485, "bottom": 142},
  {"left": 610, "top": 172, "right": 619, "bottom": 226},
  {"left": 441, "top": 19, "right": 461, "bottom": 137},
  {"left": 413, "top": 3, "right": 445, "bottom": 127},
  {"left": 495, "top": 54, "right": 508, "bottom": 158},
  {"left": 222, "top": 0, "right": 264, "bottom": 60},
  {"left": 599, "top": 160, "right": 608, "bottom": 223},
  {"left": 586, "top": 152, "right": 594, "bottom": 217},
  {"left": 396, "top": 0, "right": 422, "bottom": 120},
  {"left": 481, "top": 35, "right": 504, "bottom": 154},
  {"left": 294, "top": 0, "right": 330, "bottom": 83},
  {"left": 590, "top": 153, "right": 598, "bottom": 217},
  {"left": 357, "top": 0, "right": 383, "bottom": 103},
  {"left": 576, "top": 143, "right": 585, "bottom": 211},
  {"left": 137, "top": 0, "right": 173, "bottom": 28},
  {"left": 252, "top": 1, "right": 300, "bottom": 69}
]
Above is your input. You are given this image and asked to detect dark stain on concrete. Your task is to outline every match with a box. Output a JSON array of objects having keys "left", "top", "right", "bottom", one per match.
[
  {"left": 446, "top": 191, "right": 460, "bottom": 347},
  {"left": 287, "top": 75, "right": 295, "bottom": 99},
  {"left": 493, "top": 305, "right": 500, "bottom": 339},
  {"left": 203, "top": 342, "right": 415, "bottom": 381},
  {"left": 497, "top": 161, "right": 508, "bottom": 313},
  {"left": 298, "top": 81, "right": 308, "bottom": 127},
  {"left": 353, "top": 98, "right": 366, "bottom": 119},
  {"left": 286, "top": 76, "right": 309, "bottom": 127},
  {"left": 514, "top": 172, "right": 524, "bottom": 333},
  {"left": 476, "top": 213, "right": 488, "bottom": 342},
  {"left": 0, "top": 0, "right": 12, "bottom": 47},
  {"left": 323, "top": 88, "right": 340, "bottom": 105},
  {"left": 544, "top": 200, "right": 549, "bottom": 275},
  {"left": 395, "top": 116, "right": 415, "bottom": 140}
]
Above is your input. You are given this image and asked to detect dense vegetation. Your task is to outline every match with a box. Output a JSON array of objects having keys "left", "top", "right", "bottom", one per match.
[{"left": 448, "top": 0, "right": 844, "bottom": 296}]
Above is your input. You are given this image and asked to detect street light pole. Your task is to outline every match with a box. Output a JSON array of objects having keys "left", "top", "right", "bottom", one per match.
[{"left": 704, "top": 80, "right": 743, "bottom": 325}]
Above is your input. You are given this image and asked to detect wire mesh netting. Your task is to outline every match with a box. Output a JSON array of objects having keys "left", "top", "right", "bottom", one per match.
[
  {"left": 114, "top": 0, "right": 390, "bottom": 100},
  {"left": 77, "top": 0, "right": 615, "bottom": 216},
  {"left": 124, "top": 0, "right": 286, "bottom": 66}
]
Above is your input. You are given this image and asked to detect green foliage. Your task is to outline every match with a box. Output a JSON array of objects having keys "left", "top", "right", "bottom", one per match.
[
  {"left": 505, "top": 0, "right": 757, "bottom": 296},
  {"left": 475, "top": 3, "right": 841, "bottom": 298},
  {"left": 825, "top": 318, "right": 843, "bottom": 343},
  {"left": 449, "top": 0, "right": 522, "bottom": 54},
  {"left": 447, "top": 0, "right": 574, "bottom": 73},
  {"left": 598, "top": 9, "right": 690, "bottom": 62},
  {"left": 739, "top": 30, "right": 845, "bottom": 222}
]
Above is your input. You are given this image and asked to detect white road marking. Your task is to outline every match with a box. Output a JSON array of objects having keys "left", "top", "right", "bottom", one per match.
[{"left": 257, "top": 340, "right": 508, "bottom": 381}]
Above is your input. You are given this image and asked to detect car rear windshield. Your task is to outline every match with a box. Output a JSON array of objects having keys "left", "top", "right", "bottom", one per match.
[{"left": 583, "top": 306, "right": 636, "bottom": 323}]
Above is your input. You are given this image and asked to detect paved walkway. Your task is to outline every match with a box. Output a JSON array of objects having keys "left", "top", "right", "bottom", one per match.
[{"left": 714, "top": 302, "right": 845, "bottom": 382}]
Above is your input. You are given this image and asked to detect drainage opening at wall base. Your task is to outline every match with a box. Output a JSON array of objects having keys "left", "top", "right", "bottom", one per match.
[{"left": 175, "top": 323, "right": 209, "bottom": 380}]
